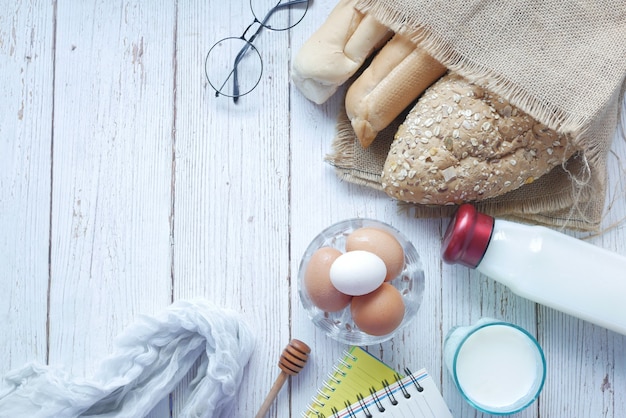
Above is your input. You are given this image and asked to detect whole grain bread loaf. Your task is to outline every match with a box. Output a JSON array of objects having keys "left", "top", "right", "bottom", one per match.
[{"left": 381, "top": 73, "right": 577, "bottom": 204}]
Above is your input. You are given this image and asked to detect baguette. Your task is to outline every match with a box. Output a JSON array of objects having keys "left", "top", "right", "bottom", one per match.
[
  {"left": 291, "top": 0, "right": 392, "bottom": 104},
  {"left": 381, "top": 73, "right": 576, "bottom": 204},
  {"left": 346, "top": 34, "right": 447, "bottom": 148}
]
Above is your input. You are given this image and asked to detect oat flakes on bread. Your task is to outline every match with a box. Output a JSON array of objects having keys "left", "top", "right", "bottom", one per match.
[{"left": 381, "top": 73, "right": 576, "bottom": 205}]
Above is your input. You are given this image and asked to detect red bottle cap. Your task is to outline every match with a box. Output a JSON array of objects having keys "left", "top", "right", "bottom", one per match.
[{"left": 441, "top": 204, "right": 494, "bottom": 268}]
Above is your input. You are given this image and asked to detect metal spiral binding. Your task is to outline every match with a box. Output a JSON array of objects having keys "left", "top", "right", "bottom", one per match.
[
  {"left": 337, "top": 357, "right": 354, "bottom": 369},
  {"left": 311, "top": 396, "right": 326, "bottom": 408},
  {"left": 356, "top": 393, "right": 373, "bottom": 418},
  {"left": 303, "top": 403, "right": 323, "bottom": 417},
  {"left": 322, "top": 380, "right": 336, "bottom": 392},
  {"left": 381, "top": 379, "right": 398, "bottom": 405},
  {"left": 369, "top": 386, "right": 385, "bottom": 412},
  {"left": 302, "top": 352, "right": 431, "bottom": 417},
  {"left": 405, "top": 367, "right": 424, "bottom": 392},
  {"left": 342, "top": 400, "right": 357, "bottom": 418},
  {"left": 326, "top": 373, "right": 341, "bottom": 386},
  {"left": 302, "top": 349, "right": 358, "bottom": 417},
  {"left": 316, "top": 387, "right": 331, "bottom": 401},
  {"left": 395, "top": 373, "right": 411, "bottom": 398},
  {"left": 331, "top": 364, "right": 348, "bottom": 378},
  {"left": 344, "top": 350, "right": 358, "bottom": 362}
]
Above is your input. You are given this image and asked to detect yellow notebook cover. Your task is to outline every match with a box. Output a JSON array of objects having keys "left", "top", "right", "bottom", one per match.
[
  {"left": 303, "top": 346, "right": 400, "bottom": 417},
  {"left": 302, "top": 346, "right": 452, "bottom": 418}
]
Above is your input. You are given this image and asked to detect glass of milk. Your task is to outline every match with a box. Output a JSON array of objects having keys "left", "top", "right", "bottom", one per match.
[{"left": 444, "top": 318, "right": 546, "bottom": 415}]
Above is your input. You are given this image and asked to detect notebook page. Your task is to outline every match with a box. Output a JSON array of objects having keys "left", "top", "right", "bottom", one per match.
[{"left": 330, "top": 369, "right": 453, "bottom": 418}]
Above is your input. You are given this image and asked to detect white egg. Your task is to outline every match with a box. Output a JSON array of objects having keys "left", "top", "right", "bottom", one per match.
[{"left": 329, "top": 250, "right": 387, "bottom": 296}]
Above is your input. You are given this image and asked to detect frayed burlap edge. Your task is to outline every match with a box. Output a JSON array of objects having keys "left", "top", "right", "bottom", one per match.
[
  {"left": 326, "top": 104, "right": 609, "bottom": 231},
  {"left": 324, "top": 0, "right": 626, "bottom": 231},
  {"left": 354, "top": 0, "right": 595, "bottom": 156}
]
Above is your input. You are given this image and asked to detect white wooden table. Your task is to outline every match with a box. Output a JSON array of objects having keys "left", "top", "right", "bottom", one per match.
[{"left": 2, "top": 1, "right": 626, "bottom": 417}]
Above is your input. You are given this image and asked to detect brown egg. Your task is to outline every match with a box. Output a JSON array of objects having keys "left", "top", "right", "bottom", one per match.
[
  {"left": 350, "top": 283, "right": 405, "bottom": 336},
  {"left": 346, "top": 227, "right": 405, "bottom": 281},
  {"left": 304, "top": 247, "right": 352, "bottom": 312}
]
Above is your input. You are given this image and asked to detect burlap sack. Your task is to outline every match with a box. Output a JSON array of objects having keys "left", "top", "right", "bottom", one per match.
[{"left": 326, "top": 0, "right": 626, "bottom": 231}]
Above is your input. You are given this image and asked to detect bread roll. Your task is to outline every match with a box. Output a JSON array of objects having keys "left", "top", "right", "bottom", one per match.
[
  {"left": 381, "top": 73, "right": 576, "bottom": 204},
  {"left": 291, "top": 0, "right": 392, "bottom": 104},
  {"left": 346, "top": 34, "right": 447, "bottom": 148}
]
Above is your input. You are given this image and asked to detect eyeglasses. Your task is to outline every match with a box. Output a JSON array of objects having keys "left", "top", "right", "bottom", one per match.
[{"left": 205, "top": 0, "right": 310, "bottom": 103}]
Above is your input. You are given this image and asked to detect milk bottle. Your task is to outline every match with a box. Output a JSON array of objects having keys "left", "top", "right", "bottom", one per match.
[{"left": 442, "top": 204, "right": 626, "bottom": 335}]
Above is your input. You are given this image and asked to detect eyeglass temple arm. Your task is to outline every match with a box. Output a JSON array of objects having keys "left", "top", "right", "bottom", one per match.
[{"left": 231, "top": 0, "right": 309, "bottom": 102}]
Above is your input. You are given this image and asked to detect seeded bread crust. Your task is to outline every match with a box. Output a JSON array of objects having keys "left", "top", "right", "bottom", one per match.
[{"left": 381, "top": 73, "right": 575, "bottom": 204}]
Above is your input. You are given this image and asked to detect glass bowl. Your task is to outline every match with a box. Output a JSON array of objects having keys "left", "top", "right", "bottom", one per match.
[{"left": 298, "top": 218, "right": 425, "bottom": 345}]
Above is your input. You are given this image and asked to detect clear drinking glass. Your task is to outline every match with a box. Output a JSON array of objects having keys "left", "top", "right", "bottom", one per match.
[{"left": 444, "top": 318, "right": 546, "bottom": 415}]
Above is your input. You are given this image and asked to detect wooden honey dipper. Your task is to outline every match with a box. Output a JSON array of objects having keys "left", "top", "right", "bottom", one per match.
[{"left": 255, "top": 339, "right": 311, "bottom": 418}]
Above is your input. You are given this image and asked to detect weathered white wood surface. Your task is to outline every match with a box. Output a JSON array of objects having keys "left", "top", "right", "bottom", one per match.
[{"left": 1, "top": 1, "right": 625, "bottom": 417}]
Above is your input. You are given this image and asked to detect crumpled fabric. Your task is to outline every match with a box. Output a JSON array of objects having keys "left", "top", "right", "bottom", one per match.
[{"left": 0, "top": 299, "right": 255, "bottom": 418}]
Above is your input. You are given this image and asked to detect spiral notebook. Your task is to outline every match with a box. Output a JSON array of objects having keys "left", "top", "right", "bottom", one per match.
[{"left": 303, "top": 346, "right": 452, "bottom": 417}]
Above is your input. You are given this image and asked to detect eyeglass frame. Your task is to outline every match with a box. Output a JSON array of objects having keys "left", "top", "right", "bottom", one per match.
[{"left": 205, "top": 0, "right": 310, "bottom": 103}]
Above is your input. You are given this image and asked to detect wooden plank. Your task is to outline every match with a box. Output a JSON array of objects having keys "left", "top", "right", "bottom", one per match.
[
  {"left": 1, "top": 1, "right": 625, "bottom": 417},
  {"left": 288, "top": 1, "right": 447, "bottom": 416},
  {"left": 0, "top": 0, "right": 54, "bottom": 373},
  {"left": 441, "top": 267, "right": 539, "bottom": 417},
  {"left": 538, "top": 96, "right": 626, "bottom": 418},
  {"left": 48, "top": 0, "right": 175, "bottom": 395},
  {"left": 288, "top": 1, "right": 377, "bottom": 413},
  {"left": 173, "top": 1, "right": 292, "bottom": 416}
]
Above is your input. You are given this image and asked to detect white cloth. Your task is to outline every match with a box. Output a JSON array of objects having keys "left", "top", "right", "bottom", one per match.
[{"left": 0, "top": 299, "right": 255, "bottom": 418}]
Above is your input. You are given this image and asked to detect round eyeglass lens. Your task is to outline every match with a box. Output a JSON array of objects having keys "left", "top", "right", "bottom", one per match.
[
  {"left": 205, "top": 37, "right": 263, "bottom": 98},
  {"left": 250, "top": 0, "right": 309, "bottom": 31}
]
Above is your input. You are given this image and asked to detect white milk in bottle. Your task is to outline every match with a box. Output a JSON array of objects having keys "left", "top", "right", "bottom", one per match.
[{"left": 441, "top": 204, "right": 626, "bottom": 335}]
